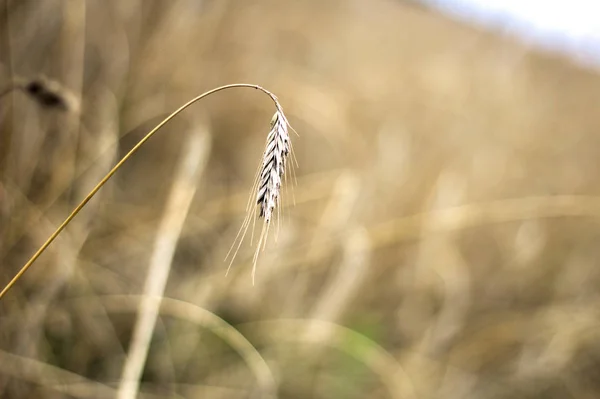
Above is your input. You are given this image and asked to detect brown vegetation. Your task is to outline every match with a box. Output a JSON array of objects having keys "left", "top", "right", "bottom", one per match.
[{"left": 2, "top": 0, "right": 600, "bottom": 398}]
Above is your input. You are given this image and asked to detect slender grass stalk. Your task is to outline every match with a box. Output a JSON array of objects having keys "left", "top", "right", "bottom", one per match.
[
  {"left": 116, "top": 127, "right": 208, "bottom": 399},
  {"left": 0, "top": 83, "right": 289, "bottom": 301}
]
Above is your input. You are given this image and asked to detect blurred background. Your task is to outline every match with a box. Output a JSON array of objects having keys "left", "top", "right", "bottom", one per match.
[{"left": 2, "top": 0, "right": 600, "bottom": 398}]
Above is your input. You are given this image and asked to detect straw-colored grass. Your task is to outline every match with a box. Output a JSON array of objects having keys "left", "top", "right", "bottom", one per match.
[{"left": 3, "top": 1, "right": 600, "bottom": 398}]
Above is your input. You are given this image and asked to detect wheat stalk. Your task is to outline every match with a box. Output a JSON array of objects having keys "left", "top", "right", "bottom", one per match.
[{"left": 0, "top": 83, "right": 294, "bottom": 301}]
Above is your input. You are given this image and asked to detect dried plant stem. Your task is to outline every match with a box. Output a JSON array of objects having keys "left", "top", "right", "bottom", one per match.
[
  {"left": 117, "top": 128, "right": 209, "bottom": 399},
  {"left": 0, "top": 83, "right": 282, "bottom": 301},
  {"left": 305, "top": 227, "right": 370, "bottom": 342}
]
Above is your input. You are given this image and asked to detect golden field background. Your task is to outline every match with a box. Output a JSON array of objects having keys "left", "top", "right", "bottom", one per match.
[{"left": 2, "top": 0, "right": 600, "bottom": 398}]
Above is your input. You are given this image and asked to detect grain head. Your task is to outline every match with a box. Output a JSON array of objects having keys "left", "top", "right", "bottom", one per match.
[{"left": 225, "top": 105, "right": 296, "bottom": 284}]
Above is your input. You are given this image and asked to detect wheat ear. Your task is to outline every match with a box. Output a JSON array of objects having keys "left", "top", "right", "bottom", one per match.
[
  {"left": 224, "top": 104, "right": 298, "bottom": 284},
  {"left": 0, "top": 84, "right": 291, "bottom": 301}
]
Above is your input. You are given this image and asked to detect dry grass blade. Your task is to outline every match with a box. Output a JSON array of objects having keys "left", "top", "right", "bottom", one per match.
[{"left": 116, "top": 127, "right": 210, "bottom": 399}]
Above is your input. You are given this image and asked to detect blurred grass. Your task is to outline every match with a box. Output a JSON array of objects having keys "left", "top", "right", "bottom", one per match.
[{"left": 2, "top": 0, "right": 600, "bottom": 398}]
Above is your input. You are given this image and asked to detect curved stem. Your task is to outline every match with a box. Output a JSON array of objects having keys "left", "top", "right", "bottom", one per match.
[{"left": 0, "top": 83, "right": 281, "bottom": 300}]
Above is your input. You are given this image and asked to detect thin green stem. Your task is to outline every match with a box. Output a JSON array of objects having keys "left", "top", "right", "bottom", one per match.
[{"left": 0, "top": 83, "right": 280, "bottom": 301}]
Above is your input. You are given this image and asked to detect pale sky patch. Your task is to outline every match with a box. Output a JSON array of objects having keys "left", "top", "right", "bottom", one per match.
[{"left": 425, "top": 0, "right": 600, "bottom": 67}]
